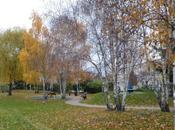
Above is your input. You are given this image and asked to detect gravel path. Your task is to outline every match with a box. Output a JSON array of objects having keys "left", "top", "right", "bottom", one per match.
[{"left": 65, "top": 96, "right": 175, "bottom": 111}]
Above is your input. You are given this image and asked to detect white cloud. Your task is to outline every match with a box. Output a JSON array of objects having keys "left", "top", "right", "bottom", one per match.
[{"left": 0, "top": 0, "right": 44, "bottom": 29}]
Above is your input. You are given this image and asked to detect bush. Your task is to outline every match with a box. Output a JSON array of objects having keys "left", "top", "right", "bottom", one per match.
[
  {"left": 13, "top": 81, "right": 26, "bottom": 89},
  {"left": 0, "top": 83, "right": 9, "bottom": 92},
  {"left": 86, "top": 80, "right": 102, "bottom": 93}
]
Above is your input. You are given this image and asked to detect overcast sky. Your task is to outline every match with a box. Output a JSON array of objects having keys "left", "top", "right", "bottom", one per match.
[
  {"left": 0, "top": 0, "right": 77, "bottom": 30},
  {"left": 0, "top": 0, "right": 44, "bottom": 30}
]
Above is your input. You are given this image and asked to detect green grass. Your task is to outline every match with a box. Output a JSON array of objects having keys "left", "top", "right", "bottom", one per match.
[
  {"left": 82, "top": 90, "right": 173, "bottom": 107},
  {"left": 0, "top": 90, "right": 173, "bottom": 129}
]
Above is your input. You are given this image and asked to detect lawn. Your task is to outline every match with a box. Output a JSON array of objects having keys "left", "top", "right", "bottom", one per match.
[
  {"left": 82, "top": 90, "right": 173, "bottom": 107},
  {"left": 0, "top": 90, "right": 173, "bottom": 130}
]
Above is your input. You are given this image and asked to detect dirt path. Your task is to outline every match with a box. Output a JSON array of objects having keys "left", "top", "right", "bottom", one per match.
[{"left": 65, "top": 96, "right": 175, "bottom": 111}]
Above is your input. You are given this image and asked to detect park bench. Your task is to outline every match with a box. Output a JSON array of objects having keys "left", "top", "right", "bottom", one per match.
[
  {"left": 47, "top": 91, "right": 56, "bottom": 98},
  {"left": 69, "top": 90, "right": 84, "bottom": 96},
  {"left": 69, "top": 90, "right": 75, "bottom": 96}
]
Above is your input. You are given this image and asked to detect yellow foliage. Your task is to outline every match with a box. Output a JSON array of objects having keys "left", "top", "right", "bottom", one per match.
[
  {"left": 23, "top": 71, "right": 40, "bottom": 84},
  {"left": 141, "top": 0, "right": 147, "bottom": 6},
  {"left": 169, "top": 4, "right": 175, "bottom": 17},
  {"left": 172, "top": 54, "right": 175, "bottom": 62},
  {"left": 19, "top": 49, "right": 28, "bottom": 63},
  {"left": 31, "top": 12, "right": 43, "bottom": 36},
  {"left": 19, "top": 12, "right": 48, "bottom": 84}
]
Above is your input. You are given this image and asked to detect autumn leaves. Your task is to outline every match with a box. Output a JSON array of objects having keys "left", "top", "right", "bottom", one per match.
[
  {"left": 19, "top": 13, "right": 47, "bottom": 87},
  {"left": 17, "top": 12, "right": 90, "bottom": 98}
]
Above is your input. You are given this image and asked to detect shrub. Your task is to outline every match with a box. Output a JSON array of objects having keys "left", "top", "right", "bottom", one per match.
[{"left": 86, "top": 80, "right": 102, "bottom": 93}]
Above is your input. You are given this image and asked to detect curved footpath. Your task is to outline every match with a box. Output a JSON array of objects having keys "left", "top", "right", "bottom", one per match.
[{"left": 65, "top": 96, "right": 175, "bottom": 111}]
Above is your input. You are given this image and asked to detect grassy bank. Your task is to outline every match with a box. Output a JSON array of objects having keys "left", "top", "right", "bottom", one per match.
[{"left": 82, "top": 90, "right": 173, "bottom": 107}]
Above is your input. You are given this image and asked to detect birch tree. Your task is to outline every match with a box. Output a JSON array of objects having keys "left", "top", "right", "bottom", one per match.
[
  {"left": 19, "top": 12, "right": 50, "bottom": 96},
  {"left": 78, "top": 0, "right": 145, "bottom": 111},
  {"left": 143, "top": 0, "right": 175, "bottom": 112},
  {"left": 50, "top": 15, "right": 89, "bottom": 99}
]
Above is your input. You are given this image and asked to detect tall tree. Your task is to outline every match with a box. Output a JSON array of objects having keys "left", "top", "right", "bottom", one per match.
[
  {"left": 50, "top": 15, "right": 89, "bottom": 99},
  {"left": 143, "top": 0, "right": 175, "bottom": 112},
  {"left": 0, "top": 28, "right": 24, "bottom": 95},
  {"left": 19, "top": 12, "right": 50, "bottom": 95},
  {"left": 78, "top": 0, "right": 145, "bottom": 111}
]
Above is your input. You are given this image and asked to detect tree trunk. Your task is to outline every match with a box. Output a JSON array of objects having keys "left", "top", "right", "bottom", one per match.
[
  {"left": 160, "top": 63, "right": 170, "bottom": 112},
  {"left": 76, "top": 81, "right": 79, "bottom": 96},
  {"left": 121, "top": 91, "right": 127, "bottom": 111},
  {"left": 42, "top": 76, "right": 47, "bottom": 99},
  {"left": 43, "top": 79, "right": 45, "bottom": 93},
  {"left": 160, "top": 84, "right": 170, "bottom": 112},
  {"left": 34, "top": 84, "right": 36, "bottom": 93},
  {"left": 30, "top": 84, "right": 32, "bottom": 91},
  {"left": 160, "top": 101, "right": 170, "bottom": 112},
  {"left": 113, "top": 72, "right": 122, "bottom": 111},
  {"left": 121, "top": 72, "right": 128, "bottom": 112},
  {"left": 50, "top": 81, "right": 53, "bottom": 91},
  {"left": 61, "top": 71, "right": 67, "bottom": 99},
  {"left": 8, "top": 82, "right": 12, "bottom": 96},
  {"left": 25, "top": 82, "right": 27, "bottom": 90},
  {"left": 34, "top": 84, "right": 39, "bottom": 93},
  {"left": 59, "top": 73, "right": 63, "bottom": 95},
  {"left": 61, "top": 79, "right": 67, "bottom": 99},
  {"left": 114, "top": 88, "right": 122, "bottom": 111}
]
